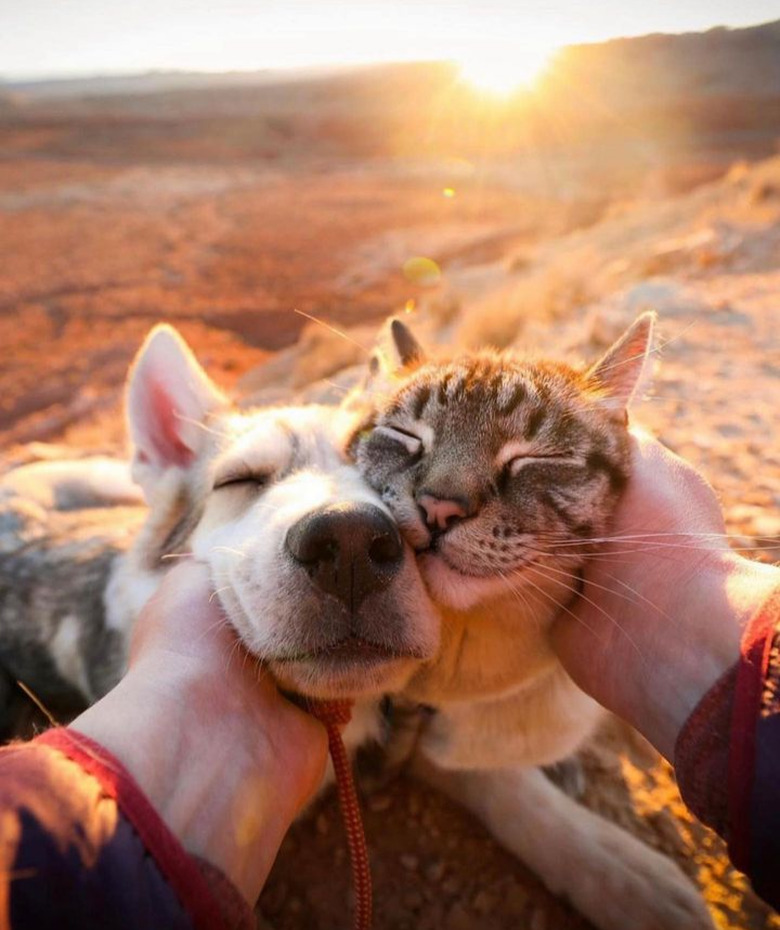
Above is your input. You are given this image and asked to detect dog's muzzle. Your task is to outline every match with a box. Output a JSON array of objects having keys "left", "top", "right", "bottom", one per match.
[{"left": 286, "top": 502, "right": 403, "bottom": 612}]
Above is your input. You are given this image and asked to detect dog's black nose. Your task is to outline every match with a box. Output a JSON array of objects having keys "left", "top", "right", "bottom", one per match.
[{"left": 286, "top": 503, "right": 403, "bottom": 611}]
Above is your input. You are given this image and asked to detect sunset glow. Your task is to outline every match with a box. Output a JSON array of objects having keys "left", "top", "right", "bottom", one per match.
[
  {"left": 3, "top": 2, "right": 778, "bottom": 82},
  {"left": 457, "top": 44, "right": 557, "bottom": 96}
]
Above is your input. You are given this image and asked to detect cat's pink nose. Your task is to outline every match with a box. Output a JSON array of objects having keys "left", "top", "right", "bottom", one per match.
[{"left": 417, "top": 493, "right": 468, "bottom": 531}]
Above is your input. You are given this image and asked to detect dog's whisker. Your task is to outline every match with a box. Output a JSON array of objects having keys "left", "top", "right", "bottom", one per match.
[
  {"left": 209, "top": 585, "right": 232, "bottom": 604},
  {"left": 174, "top": 413, "right": 231, "bottom": 439},
  {"left": 210, "top": 545, "right": 247, "bottom": 559}
]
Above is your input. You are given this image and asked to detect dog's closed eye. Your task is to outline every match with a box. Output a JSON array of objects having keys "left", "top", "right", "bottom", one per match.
[{"left": 213, "top": 471, "right": 272, "bottom": 491}]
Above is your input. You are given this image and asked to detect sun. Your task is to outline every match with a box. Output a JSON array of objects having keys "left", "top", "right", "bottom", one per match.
[{"left": 456, "top": 44, "right": 556, "bottom": 96}]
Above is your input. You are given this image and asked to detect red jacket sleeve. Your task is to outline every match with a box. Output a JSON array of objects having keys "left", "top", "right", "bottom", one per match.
[
  {"left": 676, "top": 586, "right": 780, "bottom": 909},
  {"left": 0, "top": 728, "right": 256, "bottom": 930}
]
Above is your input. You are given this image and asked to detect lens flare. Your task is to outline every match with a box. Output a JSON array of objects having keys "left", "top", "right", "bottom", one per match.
[
  {"left": 457, "top": 44, "right": 556, "bottom": 96},
  {"left": 403, "top": 256, "right": 441, "bottom": 287}
]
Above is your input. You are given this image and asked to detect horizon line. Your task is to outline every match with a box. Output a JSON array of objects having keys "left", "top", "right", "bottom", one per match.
[{"left": 3, "top": 16, "right": 777, "bottom": 86}]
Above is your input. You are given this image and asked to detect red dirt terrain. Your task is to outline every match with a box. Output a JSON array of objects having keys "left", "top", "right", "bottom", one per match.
[
  {"left": 2, "top": 60, "right": 780, "bottom": 929},
  {"left": 0, "top": 156, "right": 572, "bottom": 450}
]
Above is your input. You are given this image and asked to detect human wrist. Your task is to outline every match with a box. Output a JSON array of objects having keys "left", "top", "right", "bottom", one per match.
[
  {"left": 71, "top": 658, "right": 322, "bottom": 903},
  {"left": 630, "top": 551, "right": 779, "bottom": 759}
]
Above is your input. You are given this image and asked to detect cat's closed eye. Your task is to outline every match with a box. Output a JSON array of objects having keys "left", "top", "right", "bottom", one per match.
[
  {"left": 374, "top": 425, "right": 423, "bottom": 458},
  {"left": 505, "top": 455, "right": 579, "bottom": 477}
]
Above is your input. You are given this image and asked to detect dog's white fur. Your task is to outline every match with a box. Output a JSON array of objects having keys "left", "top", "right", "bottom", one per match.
[{"left": 111, "top": 325, "right": 440, "bottom": 759}]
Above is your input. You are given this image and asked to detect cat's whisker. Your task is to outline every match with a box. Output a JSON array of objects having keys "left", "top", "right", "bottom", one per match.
[
  {"left": 323, "top": 378, "right": 388, "bottom": 401},
  {"left": 293, "top": 308, "right": 372, "bottom": 355},
  {"left": 599, "top": 571, "right": 678, "bottom": 626},
  {"left": 547, "top": 530, "right": 780, "bottom": 546},
  {"left": 577, "top": 548, "right": 699, "bottom": 563},
  {"left": 501, "top": 568, "right": 607, "bottom": 643},
  {"left": 496, "top": 569, "right": 534, "bottom": 614},
  {"left": 525, "top": 563, "right": 645, "bottom": 659},
  {"left": 159, "top": 551, "right": 193, "bottom": 561},
  {"left": 519, "top": 558, "right": 647, "bottom": 612}
]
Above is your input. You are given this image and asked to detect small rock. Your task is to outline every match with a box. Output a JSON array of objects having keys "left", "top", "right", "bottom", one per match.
[
  {"left": 752, "top": 514, "right": 780, "bottom": 539},
  {"left": 529, "top": 908, "right": 548, "bottom": 930},
  {"left": 715, "top": 422, "right": 743, "bottom": 439},
  {"left": 425, "top": 859, "right": 446, "bottom": 882},
  {"left": 368, "top": 793, "right": 393, "bottom": 813},
  {"left": 402, "top": 890, "right": 424, "bottom": 910},
  {"left": 504, "top": 883, "right": 530, "bottom": 915},
  {"left": 260, "top": 880, "right": 288, "bottom": 915},
  {"left": 315, "top": 812, "right": 329, "bottom": 835},
  {"left": 400, "top": 853, "right": 419, "bottom": 872},
  {"left": 441, "top": 876, "right": 459, "bottom": 896},
  {"left": 445, "top": 902, "right": 476, "bottom": 930},
  {"left": 417, "top": 903, "right": 445, "bottom": 930},
  {"left": 471, "top": 889, "right": 497, "bottom": 914}
]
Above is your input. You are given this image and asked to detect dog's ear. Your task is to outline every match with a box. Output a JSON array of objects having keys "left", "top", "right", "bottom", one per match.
[
  {"left": 586, "top": 312, "right": 655, "bottom": 416},
  {"left": 127, "top": 325, "right": 226, "bottom": 497}
]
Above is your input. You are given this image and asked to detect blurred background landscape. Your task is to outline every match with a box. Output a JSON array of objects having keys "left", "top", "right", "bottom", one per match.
[{"left": 2, "top": 2, "right": 780, "bottom": 927}]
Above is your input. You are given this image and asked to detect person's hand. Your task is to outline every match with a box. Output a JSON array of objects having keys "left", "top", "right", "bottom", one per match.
[
  {"left": 552, "top": 431, "right": 780, "bottom": 761},
  {"left": 72, "top": 560, "right": 328, "bottom": 903}
]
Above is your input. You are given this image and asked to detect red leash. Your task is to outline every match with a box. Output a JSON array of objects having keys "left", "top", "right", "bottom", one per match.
[{"left": 306, "top": 699, "right": 372, "bottom": 930}]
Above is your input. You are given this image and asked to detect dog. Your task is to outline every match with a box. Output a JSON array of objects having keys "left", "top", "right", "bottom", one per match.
[{"left": 0, "top": 324, "right": 440, "bottom": 757}]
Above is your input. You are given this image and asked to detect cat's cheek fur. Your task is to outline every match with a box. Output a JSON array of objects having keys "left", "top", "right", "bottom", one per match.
[{"left": 419, "top": 554, "right": 512, "bottom": 611}]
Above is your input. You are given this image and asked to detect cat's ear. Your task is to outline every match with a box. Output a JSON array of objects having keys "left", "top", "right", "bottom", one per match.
[
  {"left": 372, "top": 317, "right": 427, "bottom": 377},
  {"left": 347, "top": 317, "right": 427, "bottom": 406},
  {"left": 388, "top": 318, "right": 426, "bottom": 368},
  {"left": 586, "top": 312, "right": 655, "bottom": 414},
  {"left": 126, "top": 324, "right": 227, "bottom": 497},
  {"left": 340, "top": 318, "right": 427, "bottom": 413}
]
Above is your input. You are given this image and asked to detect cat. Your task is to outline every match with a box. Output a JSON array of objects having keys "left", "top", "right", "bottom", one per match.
[{"left": 350, "top": 312, "right": 714, "bottom": 930}]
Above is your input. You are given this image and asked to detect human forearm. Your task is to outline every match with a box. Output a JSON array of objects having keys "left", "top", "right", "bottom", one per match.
[
  {"left": 71, "top": 670, "right": 289, "bottom": 901},
  {"left": 618, "top": 552, "right": 778, "bottom": 760},
  {"left": 555, "top": 548, "right": 779, "bottom": 761},
  {"left": 71, "top": 562, "right": 328, "bottom": 904}
]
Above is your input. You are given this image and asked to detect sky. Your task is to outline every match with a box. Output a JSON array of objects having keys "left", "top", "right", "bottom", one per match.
[{"left": 3, "top": 0, "right": 780, "bottom": 82}]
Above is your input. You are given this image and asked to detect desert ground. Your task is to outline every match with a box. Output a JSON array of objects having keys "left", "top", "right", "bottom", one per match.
[{"left": 1, "top": 59, "right": 780, "bottom": 929}]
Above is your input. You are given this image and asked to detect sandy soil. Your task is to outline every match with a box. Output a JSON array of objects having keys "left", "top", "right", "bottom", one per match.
[{"left": 2, "top": 96, "right": 779, "bottom": 928}]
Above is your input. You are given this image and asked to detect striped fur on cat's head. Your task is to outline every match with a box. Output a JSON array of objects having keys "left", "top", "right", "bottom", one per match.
[{"left": 352, "top": 315, "right": 654, "bottom": 611}]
